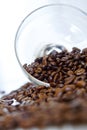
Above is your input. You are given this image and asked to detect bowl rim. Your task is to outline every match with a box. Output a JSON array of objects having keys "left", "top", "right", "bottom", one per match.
[{"left": 14, "top": 3, "right": 87, "bottom": 87}]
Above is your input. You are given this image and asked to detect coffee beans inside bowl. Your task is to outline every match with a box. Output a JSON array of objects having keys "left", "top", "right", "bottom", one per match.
[
  {"left": 0, "top": 47, "right": 87, "bottom": 129},
  {"left": 23, "top": 47, "right": 87, "bottom": 87}
]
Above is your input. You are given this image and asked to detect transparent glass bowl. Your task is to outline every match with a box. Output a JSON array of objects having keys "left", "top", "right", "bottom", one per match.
[{"left": 14, "top": 4, "right": 87, "bottom": 87}]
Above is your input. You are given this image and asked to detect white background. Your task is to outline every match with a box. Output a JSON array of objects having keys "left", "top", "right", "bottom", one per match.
[{"left": 0, "top": 0, "right": 87, "bottom": 94}]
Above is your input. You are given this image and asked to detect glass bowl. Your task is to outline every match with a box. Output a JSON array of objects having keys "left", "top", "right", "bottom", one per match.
[{"left": 14, "top": 4, "right": 87, "bottom": 87}]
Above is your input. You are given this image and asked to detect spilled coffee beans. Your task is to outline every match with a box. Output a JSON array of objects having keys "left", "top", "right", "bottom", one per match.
[{"left": 0, "top": 47, "right": 87, "bottom": 129}]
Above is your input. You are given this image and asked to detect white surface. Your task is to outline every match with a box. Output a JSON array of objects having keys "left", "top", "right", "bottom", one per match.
[{"left": 0, "top": 0, "right": 87, "bottom": 93}]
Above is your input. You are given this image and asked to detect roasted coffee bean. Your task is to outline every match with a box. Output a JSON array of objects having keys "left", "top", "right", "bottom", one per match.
[
  {"left": 72, "top": 47, "right": 81, "bottom": 53},
  {"left": 16, "top": 94, "right": 24, "bottom": 102},
  {"left": 42, "top": 55, "right": 48, "bottom": 66},
  {"left": 67, "top": 70, "right": 74, "bottom": 76},
  {"left": 62, "top": 91, "right": 75, "bottom": 101},
  {"left": 48, "top": 76, "right": 53, "bottom": 82},
  {"left": 82, "top": 48, "right": 87, "bottom": 54},
  {"left": 35, "top": 67, "right": 42, "bottom": 73},
  {"left": 64, "top": 75, "right": 75, "bottom": 85},
  {"left": 76, "top": 80, "right": 86, "bottom": 88},
  {"left": 75, "top": 68, "right": 85, "bottom": 76},
  {"left": 74, "top": 54, "right": 80, "bottom": 60},
  {"left": 35, "top": 57, "right": 42, "bottom": 63},
  {"left": 63, "top": 84, "right": 75, "bottom": 92},
  {"left": 54, "top": 88, "right": 63, "bottom": 97},
  {"left": 53, "top": 73, "right": 59, "bottom": 83},
  {"left": 57, "top": 84, "right": 64, "bottom": 88}
]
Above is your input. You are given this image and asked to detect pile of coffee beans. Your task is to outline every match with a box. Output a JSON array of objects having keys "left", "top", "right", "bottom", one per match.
[
  {"left": 0, "top": 47, "right": 87, "bottom": 129},
  {"left": 23, "top": 47, "right": 87, "bottom": 87},
  {"left": 0, "top": 81, "right": 87, "bottom": 129}
]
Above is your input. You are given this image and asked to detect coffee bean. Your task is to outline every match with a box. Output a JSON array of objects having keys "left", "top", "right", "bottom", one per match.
[
  {"left": 67, "top": 70, "right": 74, "bottom": 76},
  {"left": 62, "top": 91, "right": 75, "bottom": 101},
  {"left": 63, "top": 85, "right": 75, "bottom": 92},
  {"left": 64, "top": 75, "right": 75, "bottom": 85},
  {"left": 53, "top": 73, "right": 59, "bottom": 83},
  {"left": 72, "top": 47, "right": 81, "bottom": 53},
  {"left": 82, "top": 48, "right": 87, "bottom": 54},
  {"left": 76, "top": 80, "right": 86, "bottom": 88},
  {"left": 75, "top": 68, "right": 85, "bottom": 76}
]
